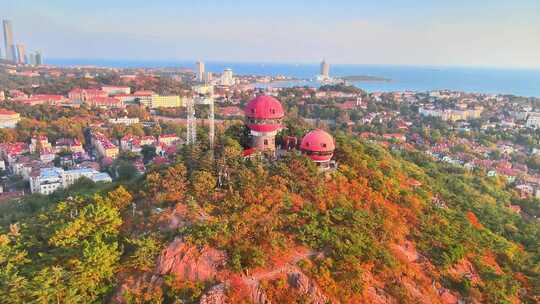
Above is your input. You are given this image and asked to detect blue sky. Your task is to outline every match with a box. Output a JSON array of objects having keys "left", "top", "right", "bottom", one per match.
[{"left": 3, "top": 0, "right": 540, "bottom": 68}]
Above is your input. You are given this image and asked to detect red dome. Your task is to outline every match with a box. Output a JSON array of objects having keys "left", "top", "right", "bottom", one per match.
[
  {"left": 300, "top": 129, "right": 335, "bottom": 162},
  {"left": 244, "top": 95, "right": 284, "bottom": 119}
]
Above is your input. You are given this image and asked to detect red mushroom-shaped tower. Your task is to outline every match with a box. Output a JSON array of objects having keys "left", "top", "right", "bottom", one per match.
[
  {"left": 300, "top": 129, "right": 335, "bottom": 164},
  {"left": 244, "top": 95, "right": 284, "bottom": 153}
]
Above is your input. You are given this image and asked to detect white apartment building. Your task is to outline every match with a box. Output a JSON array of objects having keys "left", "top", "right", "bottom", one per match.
[
  {"left": 109, "top": 116, "right": 140, "bottom": 125},
  {"left": 526, "top": 113, "right": 540, "bottom": 128},
  {"left": 30, "top": 167, "right": 112, "bottom": 195}
]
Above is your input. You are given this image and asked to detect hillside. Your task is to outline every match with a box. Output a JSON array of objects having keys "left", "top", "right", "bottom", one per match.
[{"left": 1, "top": 131, "right": 539, "bottom": 303}]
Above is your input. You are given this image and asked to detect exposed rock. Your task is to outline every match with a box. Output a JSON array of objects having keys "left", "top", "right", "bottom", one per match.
[
  {"left": 392, "top": 240, "right": 420, "bottom": 262},
  {"left": 200, "top": 283, "right": 228, "bottom": 304},
  {"left": 287, "top": 270, "right": 328, "bottom": 304},
  {"left": 365, "top": 286, "right": 396, "bottom": 304},
  {"left": 156, "top": 237, "right": 226, "bottom": 282},
  {"left": 447, "top": 258, "right": 481, "bottom": 284}
]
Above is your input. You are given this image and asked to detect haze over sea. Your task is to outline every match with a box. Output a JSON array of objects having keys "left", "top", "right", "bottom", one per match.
[{"left": 48, "top": 59, "right": 540, "bottom": 98}]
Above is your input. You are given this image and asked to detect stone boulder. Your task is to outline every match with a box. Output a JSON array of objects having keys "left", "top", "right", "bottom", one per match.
[{"left": 156, "top": 237, "right": 226, "bottom": 282}]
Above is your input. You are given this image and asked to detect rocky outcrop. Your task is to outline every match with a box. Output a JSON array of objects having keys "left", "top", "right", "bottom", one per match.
[
  {"left": 113, "top": 238, "right": 226, "bottom": 303},
  {"left": 288, "top": 270, "right": 329, "bottom": 304},
  {"left": 200, "top": 283, "right": 228, "bottom": 304},
  {"left": 156, "top": 237, "right": 226, "bottom": 282}
]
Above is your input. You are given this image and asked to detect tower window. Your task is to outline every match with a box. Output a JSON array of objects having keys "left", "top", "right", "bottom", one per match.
[
  {"left": 322, "top": 143, "right": 327, "bottom": 148},
  {"left": 264, "top": 139, "right": 268, "bottom": 145}
]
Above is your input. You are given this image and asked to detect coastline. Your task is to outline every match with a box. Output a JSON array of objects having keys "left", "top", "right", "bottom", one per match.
[{"left": 45, "top": 59, "right": 540, "bottom": 97}]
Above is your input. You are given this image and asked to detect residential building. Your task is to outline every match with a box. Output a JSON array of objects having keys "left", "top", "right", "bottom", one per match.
[
  {"left": 419, "top": 106, "right": 483, "bottom": 121},
  {"left": 0, "top": 109, "right": 20, "bottom": 128},
  {"left": 158, "top": 134, "right": 180, "bottom": 146},
  {"left": 87, "top": 97, "right": 123, "bottom": 108},
  {"left": 133, "top": 90, "right": 154, "bottom": 107},
  {"left": 39, "top": 148, "right": 56, "bottom": 163},
  {"left": 149, "top": 95, "right": 182, "bottom": 108},
  {"left": 29, "top": 135, "right": 52, "bottom": 153},
  {"left": 102, "top": 86, "right": 131, "bottom": 95},
  {"left": 55, "top": 138, "right": 84, "bottom": 154},
  {"left": 68, "top": 88, "right": 108, "bottom": 103},
  {"left": 526, "top": 114, "right": 540, "bottom": 128},
  {"left": 91, "top": 132, "right": 119, "bottom": 159},
  {"left": 30, "top": 167, "right": 112, "bottom": 195},
  {"left": 109, "top": 116, "right": 140, "bottom": 125},
  {"left": 220, "top": 68, "right": 234, "bottom": 86},
  {"left": 30, "top": 167, "right": 63, "bottom": 195}
]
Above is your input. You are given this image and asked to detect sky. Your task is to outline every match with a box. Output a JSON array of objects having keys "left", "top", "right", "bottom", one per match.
[{"left": 3, "top": 0, "right": 540, "bottom": 68}]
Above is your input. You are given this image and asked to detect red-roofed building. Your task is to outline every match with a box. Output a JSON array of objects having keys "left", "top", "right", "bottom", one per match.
[
  {"left": 0, "top": 142, "right": 29, "bottom": 165},
  {"left": 300, "top": 129, "right": 335, "bottom": 164},
  {"left": 91, "top": 131, "right": 119, "bottom": 159},
  {"left": 0, "top": 109, "right": 20, "bottom": 128},
  {"left": 133, "top": 90, "right": 154, "bottom": 105},
  {"left": 140, "top": 136, "right": 156, "bottom": 146},
  {"left": 120, "top": 134, "right": 143, "bottom": 153},
  {"left": 133, "top": 90, "right": 154, "bottom": 96},
  {"left": 68, "top": 88, "right": 107, "bottom": 103},
  {"left": 158, "top": 134, "right": 180, "bottom": 146},
  {"left": 244, "top": 95, "right": 284, "bottom": 154},
  {"left": 55, "top": 138, "right": 84, "bottom": 153},
  {"left": 336, "top": 99, "right": 361, "bottom": 110},
  {"left": 27, "top": 94, "right": 65, "bottom": 105}
]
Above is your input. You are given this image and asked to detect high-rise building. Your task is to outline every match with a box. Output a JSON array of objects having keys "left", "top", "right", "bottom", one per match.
[
  {"left": 2, "top": 20, "right": 15, "bottom": 62},
  {"left": 320, "top": 59, "right": 330, "bottom": 79},
  {"left": 16, "top": 44, "right": 26, "bottom": 64},
  {"left": 204, "top": 72, "right": 213, "bottom": 83},
  {"left": 196, "top": 61, "right": 205, "bottom": 82},
  {"left": 28, "top": 53, "right": 36, "bottom": 65},
  {"left": 221, "top": 68, "right": 234, "bottom": 86},
  {"left": 35, "top": 51, "right": 43, "bottom": 65}
]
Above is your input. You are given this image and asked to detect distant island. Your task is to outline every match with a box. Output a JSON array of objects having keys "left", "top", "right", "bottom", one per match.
[{"left": 340, "top": 75, "right": 392, "bottom": 82}]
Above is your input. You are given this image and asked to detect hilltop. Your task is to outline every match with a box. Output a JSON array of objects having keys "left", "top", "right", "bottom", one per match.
[{"left": 1, "top": 129, "right": 539, "bottom": 303}]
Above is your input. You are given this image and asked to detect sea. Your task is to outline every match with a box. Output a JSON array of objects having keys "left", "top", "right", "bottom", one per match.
[{"left": 47, "top": 59, "right": 540, "bottom": 98}]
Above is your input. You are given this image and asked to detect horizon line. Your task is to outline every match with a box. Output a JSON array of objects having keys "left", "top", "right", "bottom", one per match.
[{"left": 45, "top": 57, "right": 540, "bottom": 71}]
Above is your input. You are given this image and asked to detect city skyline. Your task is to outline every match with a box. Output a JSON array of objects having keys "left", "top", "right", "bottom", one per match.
[{"left": 3, "top": 0, "right": 540, "bottom": 69}]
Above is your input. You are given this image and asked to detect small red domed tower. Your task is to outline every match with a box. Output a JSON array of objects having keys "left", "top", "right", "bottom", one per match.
[
  {"left": 244, "top": 95, "right": 284, "bottom": 154},
  {"left": 300, "top": 129, "right": 336, "bottom": 168}
]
